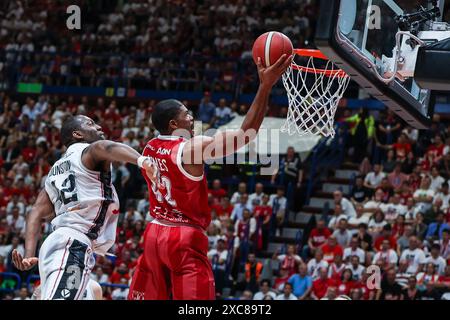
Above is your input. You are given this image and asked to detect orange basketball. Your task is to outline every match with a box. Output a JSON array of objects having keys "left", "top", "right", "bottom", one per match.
[{"left": 252, "top": 31, "right": 293, "bottom": 67}]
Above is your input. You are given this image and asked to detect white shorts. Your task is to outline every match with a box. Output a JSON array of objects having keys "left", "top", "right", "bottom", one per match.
[{"left": 38, "top": 227, "right": 95, "bottom": 300}]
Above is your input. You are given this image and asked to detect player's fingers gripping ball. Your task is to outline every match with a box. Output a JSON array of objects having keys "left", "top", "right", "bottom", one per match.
[{"left": 252, "top": 31, "right": 293, "bottom": 67}]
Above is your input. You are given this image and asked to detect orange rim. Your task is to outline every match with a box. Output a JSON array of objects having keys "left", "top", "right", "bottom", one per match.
[{"left": 292, "top": 49, "right": 347, "bottom": 78}]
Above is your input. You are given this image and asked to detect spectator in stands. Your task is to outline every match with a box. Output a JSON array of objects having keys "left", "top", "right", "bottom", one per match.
[
  {"left": 368, "top": 209, "right": 387, "bottom": 237},
  {"left": 322, "top": 236, "right": 344, "bottom": 264},
  {"left": 402, "top": 276, "right": 420, "bottom": 300},
  {"left": 13, "top": 287, "right": 30, "bottom": 300},
  {"left": 208, "top": 239, "right": 228, "bottom": 296},
  {"left": 244, "top": 253, "right": 263, "bottom": 293},
  {"left": 412, "top": 212, "right": 428, "bottom": 240},
  {"left": 424, "top": 244, "right": 447, "bottom": 275},
  {"left": 248, "top": 183, "right": 265, "bottom": 210},
  {"left": 253, "top": 194, "right": 272, "bottom": 251},
  {"left": 364, "top": 164, "right": 386, "bottom": 191},
  {"left": 253, "top": 279, "right": 277, "bottom": 300},
  {"left": 440, "top": 229, "right": 450, "bottom": 260},
  {"left": 400, "top": 236, "right": 426, "bottom": 275},
  {"left": 198, "top": 91, "right": 216, "bottom": 130},
  {"left": 288, "top": 264, "right": 313, "bottom": 300},
  {"left": 328, "top": 204, "right": 347, "bottom": 231},
  {"left": 212, "top": 98, "right": 232, "bottom": 128},
  {"left": 311, "top": 267, "right": 333, "bottom": 300},
  {"left": 350, "top": 176, "right": 370, "bottom": 205},
  {"left": 240, "top": 290, "right": 253, "bottom": 300},
  {"left": 381, "top": 192, "right": 407, "bottom": 224},
  {"left": 332, "top": 219, "right": 351, "bottom": 248},
  {"left": 275, "top": 282, "right": 297, "bottom": 300},
  {"left": 347, "top": 256, "right": 365, "bottom": 281},
  {"left": 413, "top": 176, "right": 435, "bottom": 214},
  {"left": 90, "top": 266, "right": 109, "bottom": 284},
  {"left": 426, "top": 211, "right": 450, "bottom": 242},
  {"left": 376, "top": 268, "right": 404, "bottom": 300},
  {"left": 387, "top": 163, "right": 409, "bottom": 191},
  {"left": 303, "top": 219, "right": 331, "bottom": 260},
  {"left": 372, "top": 240, "right": 399, "bottom": 271},
  {"left": 110, "top": 263, "right": 130, "bottom": 284},
  {"left": 382, "top": 149, "right": 397, "bottom": 173},
  {"left": 430, "top": 166, "right": 445, "bottom": 192},
  {"left": 307, "top": 249, "right": 329, "bottom": 280},
  {"left": 343, "top": 237, "right": 366, "bottom": 264},
  {"left": 269, "top": 186, "right": 288, "bottom": 237},
  {"left": 328, "top": 254, "right": 345, "bottom": 281},
  {"left": 230, "top": 193, "right": 250, "bottom": 222},
  {"left": 397, "top": 224, "right": 414, "bottom": 254},
  {"left": 374, "top": 224, "right": 397, "bottom": 252},
  {"left": 337, "top": 268, "right": 355, "bottom": 297},
  {"left": 111, "top": 277, "right": 129, "bottom": 300},
  {"left": 230, "top": 182, "right": 247, "bottom": 205},
  {"left": 333, "top": 190, "right": 356, "bottom": 218},
  {"left": 348, "top": 204, "right": 370, "bottom": 232},
  {"left": 345, "top": 108, "right": 375, "bottom": 163},
  {"left": 271, "top": 146, "right": 303, "bottom": 191},
  {"left": 209, "top": 179, "right": 227, "bottom": 205},
  {"left": 273, "top": 244, "right": 303, "bottom": 277},
  {"left": 416, "top": 263, "right": 440, "bottom": 290}
]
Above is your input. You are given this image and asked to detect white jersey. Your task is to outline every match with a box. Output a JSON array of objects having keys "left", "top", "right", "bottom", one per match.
[{"left": 44, "top": 143, "right": 120, "bottom": 255}]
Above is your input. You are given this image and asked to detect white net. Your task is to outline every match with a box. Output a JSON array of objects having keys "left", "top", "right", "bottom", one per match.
[{"left": 281, "top": 55, "right": 350, "bottom": 138}]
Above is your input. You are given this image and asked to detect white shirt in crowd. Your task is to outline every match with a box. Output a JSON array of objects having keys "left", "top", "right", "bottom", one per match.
[
  {"left": 275, "top": 293, "right": 298, "bottom": 300},
  {"left": 434, "top": 192, "right": 450, "bottom": 210},
  {"left": 269, "top": 194, "right": 287, "bottom": 212},
  {"left": 364, "top": 171, "right": 386, "bottom": 188},
  {"left": 400, "top": 248, "right": 426, "bottom": 274},
  {"left": 346, "top": 264, "right": 366, "bottom": 281},
  {"left": 343, "top": 247, "right": 366, "bottom": 263},
  {"left": 328, "top": 215, "right": 348, "bottom": 230},
  {"left": 247, "top": 192, "right": 265, "bottom": 209},
  {"left": 253, "top": 291, "right": 277, "bottom": 300},
  {"left": 372, "top": 250, "right": 399, "bottom": 265},
  {"left": 307, "top": 259, "right": 329, "bottom": 280},
  {"left": 424, "top": 256, "right": 447, "bottom": 275},
  {"left": 111, "top": 288, "right": 129, "bottom": 300},
  {"left": 207, "top": 249, "right": 228, "bottom": 271},
  {"left": 430, "top": 175, "right": 446, "bottom": 192},
  {"left": 379, "top": 203, "right": 407, "bottom": 221},
  {"left": 340, "top": 198, "right": 356, "bottom": 217}
]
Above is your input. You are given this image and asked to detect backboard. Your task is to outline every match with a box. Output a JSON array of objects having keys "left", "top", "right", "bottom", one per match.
[{"left": 315, "top": 0, "right": 447, "bottom": 128}]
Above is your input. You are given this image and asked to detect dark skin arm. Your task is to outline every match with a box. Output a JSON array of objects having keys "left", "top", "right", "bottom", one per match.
[{"left": 12, "top": 189, "right": 55, "bottom": 270}]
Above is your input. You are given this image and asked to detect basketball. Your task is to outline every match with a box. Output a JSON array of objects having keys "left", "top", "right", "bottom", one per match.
[{"left": 252, "top": 31, "right": 293, "bottom": 67}]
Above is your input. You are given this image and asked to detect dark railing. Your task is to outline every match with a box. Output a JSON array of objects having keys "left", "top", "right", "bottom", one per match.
[{"left": 305, "top": 124, "right": 349, "bottom": 205}]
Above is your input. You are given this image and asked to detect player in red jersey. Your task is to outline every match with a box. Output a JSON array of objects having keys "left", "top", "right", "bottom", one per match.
[{"left": 128, "top": 55, "right": 292, "bottom": 300}]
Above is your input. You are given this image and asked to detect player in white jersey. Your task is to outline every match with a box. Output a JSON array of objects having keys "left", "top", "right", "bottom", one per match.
[{"left": 11, "top": 115, "right": 157, "bottom": 300}]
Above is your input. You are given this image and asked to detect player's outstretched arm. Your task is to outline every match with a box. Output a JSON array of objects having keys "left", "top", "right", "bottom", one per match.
[
  {"left": 184, "top": 54, "right": 293, "bottom": 163},
  {"left": 82, "top": 140, "right": 158, "bottom": 184},
  {"left": 12, "top": 189, "right": 55, "bottom": 271}
]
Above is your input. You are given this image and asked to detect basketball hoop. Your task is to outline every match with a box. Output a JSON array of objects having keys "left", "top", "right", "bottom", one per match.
[{"left": 281, "top": 49, "right": 350, "bottom": 138}]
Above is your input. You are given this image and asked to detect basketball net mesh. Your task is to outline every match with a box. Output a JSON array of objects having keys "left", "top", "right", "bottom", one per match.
[{"left": 281, "top": 56, "right": 350, "bottom": 138}]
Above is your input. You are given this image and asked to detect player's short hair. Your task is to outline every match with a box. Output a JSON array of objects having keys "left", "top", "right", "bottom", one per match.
[
  {"left": 152, "top": 99, "right": 184, "bottom": 134},
  {"left": 61, "top": 115, "right": 84, "bottom": 147}
]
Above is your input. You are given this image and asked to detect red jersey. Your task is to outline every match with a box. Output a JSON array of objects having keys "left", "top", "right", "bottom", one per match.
[
  {"left": 309, "top": 228, "right": 332, "bottom": 247},
  {"left": 142, "top": 135, "right": 210, "bottom": 230},
  {"left": 322, "top": 244, "right": 343, "bottom": 263}
]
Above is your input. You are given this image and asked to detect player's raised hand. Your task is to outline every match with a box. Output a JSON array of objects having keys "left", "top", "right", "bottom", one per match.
[
  {"left": 12, "top": 249, "right": 38, "bottom": 271},
  {"left": 256, "top": 54, "right": 293, "bottom": 88}
]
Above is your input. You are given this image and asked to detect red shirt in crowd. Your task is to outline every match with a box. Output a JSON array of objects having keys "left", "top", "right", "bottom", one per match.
[
  {"left": 374, "top": 235, "right": 397, "bottom": 251},
  {"left": 312, "top": 278, "right": 339, "bottom": 299},
  {"left": 392, "top": 143, "right": 411, "bottom": 160},
  {"left": 321, "top": 244, "right": 343, "bottom": 263},
  {"left": 309, "top": 227, "right": 332, "bottom": 248},
  {"left": 209, "top": 188, "right": 227, "bottom": 204},
  {"left": 253, "top": 205, "right": 272, "bottom": 224}
]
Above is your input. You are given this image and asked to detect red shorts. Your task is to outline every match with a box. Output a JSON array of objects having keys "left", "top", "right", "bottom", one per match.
[{"left": 128, "top": 222, "right": 215, "bottom": 300}]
